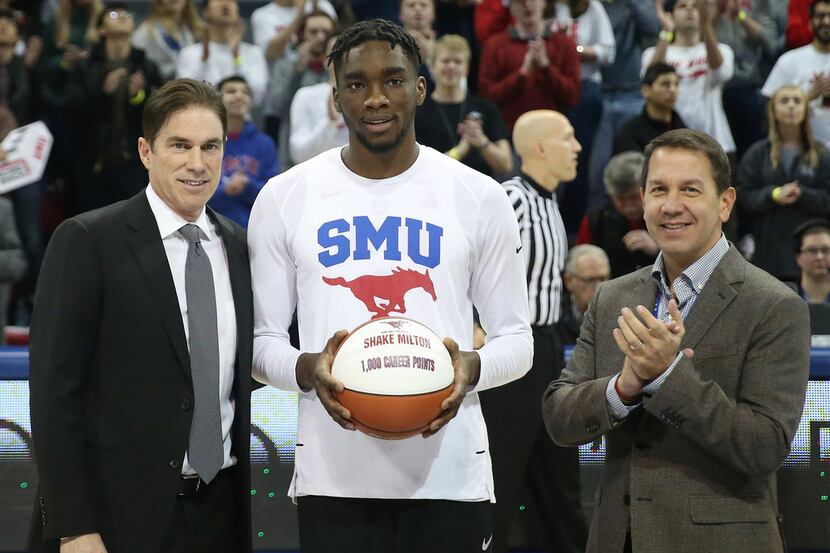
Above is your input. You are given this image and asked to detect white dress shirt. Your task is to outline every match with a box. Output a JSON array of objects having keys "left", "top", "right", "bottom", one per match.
[{"left": 145, "top": 186, "right": 238, "bottom": 475}]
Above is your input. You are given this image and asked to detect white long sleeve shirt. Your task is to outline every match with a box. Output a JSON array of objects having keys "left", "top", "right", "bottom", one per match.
[
  {"left": 176, "top": 41, "right": 268, "bottom": 105},
  {"left": 550, "top": 0, "right": 617, "bottom": 84},
  {"left": 248, "top": 145, "right": 533, "bottom": 501},
  {"left": 251, "top": 1, "right": 337, "bottom": 55},
  {"left": 289, "top": 82, "right": 349, "bottom": 164},
  {"left": 642, "top": 42, "right": 736, "bottom": 153}
]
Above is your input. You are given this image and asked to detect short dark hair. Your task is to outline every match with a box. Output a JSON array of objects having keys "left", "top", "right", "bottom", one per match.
[
  {"left": 641, "top": 129, "right": 731, "bottom": 193},
  {"left": 810, "top": 0, "right": 830, "bottom": 18},
  {"left": 327, "top": 18, "right": 422, "bottom": 80},
  {"left": 794, "top": 219, "right": 830, "bottom": 252},
  {"left": 643, "top": 62, "right": 676, "bottom": 86},
  {"left": 216, "top": 74, "right": 249, "bottom": 93},
  {"left": 142, "top": 78, "right": 227, "bottom": 147}
]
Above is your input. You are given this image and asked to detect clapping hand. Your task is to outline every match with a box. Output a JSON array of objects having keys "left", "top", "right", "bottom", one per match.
[
  {"left": 457, "top": 117, "right": 489, "bottom": 150},
  {"left": 102, "top": 68, "right": 128, "bottom": 94},
  {"left": 224, "top": 171, "right": 249, "bottom": 196},
  {"left": 622, "top": 230, "right": 659, "bottom": 255},
  {"left": 127, "top": 71, "right": 145, "bottom": 98},
  {"left": 774, "top": 181, "right": 801, "bottom": 205},
  {"left": 229, "top": 19, "right": 245, "bottom": 58},
  {"left": 612, "top": 300, "right": 693, "bottom": 383},
  {"left": 655, "top": 0, "right": 675, "bottom": 31}
]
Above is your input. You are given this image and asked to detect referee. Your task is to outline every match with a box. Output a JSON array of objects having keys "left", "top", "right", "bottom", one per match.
[{"left": 480, "top": 110, "right": 588, "bottom": 553}]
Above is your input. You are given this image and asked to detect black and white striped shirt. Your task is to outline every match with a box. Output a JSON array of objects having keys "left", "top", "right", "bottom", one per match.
[{"left": 503, "top": 174, "right": 568, "bottom": 326}]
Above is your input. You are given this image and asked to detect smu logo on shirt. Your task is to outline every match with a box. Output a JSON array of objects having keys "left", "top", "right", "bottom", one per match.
[
  {"left": 223, "top": 155, "right": 260, "bottom": 176},
  {"left": 318, "top": 216, "right": 444, "bottom": 318},
  {"left": 323, "top": 267, "right": 436, "bottom": 319},
  {"left": 669, "top": 58, "right": 710, "bottom": 81}
]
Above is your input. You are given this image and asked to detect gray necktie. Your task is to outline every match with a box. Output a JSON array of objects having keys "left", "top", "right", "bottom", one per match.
[{"left": 179, "top": 223, "right": 223, "bottom": 483}]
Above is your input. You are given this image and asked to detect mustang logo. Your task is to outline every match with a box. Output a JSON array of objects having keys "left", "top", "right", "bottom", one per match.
[{"left": 322, "top": 267, "right": 437, "bottom": 319}]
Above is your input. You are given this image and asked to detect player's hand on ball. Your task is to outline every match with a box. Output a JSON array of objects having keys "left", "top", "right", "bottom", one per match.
[
  {"left": 311, "top": 330, "right": 355, "bottom": 431},
  {"left": 422, "top": 338, "right": 481, "bottom": 438}
]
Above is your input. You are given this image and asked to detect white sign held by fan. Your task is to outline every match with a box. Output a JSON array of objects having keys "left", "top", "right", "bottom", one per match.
[{"left": 0, "top": 121, "right": 53, "bottom": 194}]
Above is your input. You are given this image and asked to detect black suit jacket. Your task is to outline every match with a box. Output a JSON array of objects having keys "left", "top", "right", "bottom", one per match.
[{"left": 28, "top": 192, "right": 253, "bottom": 553}]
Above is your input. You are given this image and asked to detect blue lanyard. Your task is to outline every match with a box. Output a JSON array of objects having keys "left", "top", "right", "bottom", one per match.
[
  {"left": 653, "top": 288, "right": 662, "bottom": 319},
  {"left": 653, "top": 285, "right": 697, "bottom": 322}
]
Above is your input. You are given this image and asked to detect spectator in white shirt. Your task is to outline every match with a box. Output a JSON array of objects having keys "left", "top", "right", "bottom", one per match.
[
  {"left": 268, "top": 8, "right": 336, "bottom": 169},
  {"left": 400, "top": 0, "right": 436, "bottom": 65},
  {"left": 289, "top": 34, "right": 348, "bottom": 163},
  {"left": 762, "top": 0, "right": 830, "bottom": 149},
  {"left": 643, "top": 0, "right": 736, "bottom": 158},
  {"left": 251, "top": 0, "right": 337, "bottom": 62},
  {"left": 551, "top": 0, "right": 617, "bottom": 233},
  {"left": 132, "top": 0, "right": 203, "bottom": 80},
  {"left": 251, "top": 0, "right": 338, "bottom": 144},
  {"left": 176, "top": 0, "right": 268, "bottom": 105}
]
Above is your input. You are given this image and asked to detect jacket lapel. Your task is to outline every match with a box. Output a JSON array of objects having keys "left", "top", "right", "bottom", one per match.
[
  {"left": 124, "top": 193, "right": 191, "bottom": 377},
  {"left": 626, "top": 269, "right": 660, "bottom": 315},
  {"left": 680, "top": 246, "right": 742, "bottom": 351}
]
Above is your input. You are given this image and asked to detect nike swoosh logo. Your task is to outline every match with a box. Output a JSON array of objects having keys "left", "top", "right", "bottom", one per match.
[
  {"left": 516, "top": 245, "right": 522, "bottom": 254},
  {"left": 482, "top": 534, "right": 493, "bottom": 550},
  {"left": 320, "top": 188, "right": 346, "bottom": 199}
]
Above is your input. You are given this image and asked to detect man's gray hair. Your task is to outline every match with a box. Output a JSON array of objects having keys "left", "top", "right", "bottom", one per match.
[
  {"left": 603, "top": 151, "right": 644, "bottom": 197},
  {"left": 565, "top": 244, "right": 610, "bottom": 274}
]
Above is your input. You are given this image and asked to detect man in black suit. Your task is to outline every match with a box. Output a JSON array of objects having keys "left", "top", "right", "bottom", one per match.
[{"left": 28, "top": 78, "right": 253, "bottom": 553}]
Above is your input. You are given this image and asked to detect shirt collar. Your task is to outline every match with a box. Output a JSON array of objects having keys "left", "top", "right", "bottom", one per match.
[
  {"left": 642, "top": 107, "right": 682, "bottom": 128},
  {"left": 521, "top": 172, "right": 553, "bottom": 199},
  {"left": 651, "top": 233, "right": 729, "bottom": 298},
  {"left": 145, "top": 185, "right": 213, "bottom": 242}
]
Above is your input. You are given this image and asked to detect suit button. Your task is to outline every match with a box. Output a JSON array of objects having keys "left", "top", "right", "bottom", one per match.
[
  {"left": 584, "top": 418, "right": 600, "bottom": 432},
  {"left": 623, "top": 494, "right": 630, "bottom": 506},
  {"left": 180, "top": 398, "right": 192, "bottom": 411},
  {"left": 169, "top": 458, "right": 180, "bottom": 469}
]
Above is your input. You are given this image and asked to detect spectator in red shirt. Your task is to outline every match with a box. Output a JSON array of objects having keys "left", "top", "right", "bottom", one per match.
[
  {"left": 474, "top": 0, "right": 511, "bottom": 45},
  {"left": 477, "top": 0, "right": 581, "bottom": 130},
  {"left": 787, "top": 0, "right": 813, "bottom": 50}
]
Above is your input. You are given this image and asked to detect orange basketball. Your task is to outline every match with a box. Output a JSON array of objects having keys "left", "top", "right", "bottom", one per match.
[{"left": 331, "top": 317, "right": 455, "bottom": 439}]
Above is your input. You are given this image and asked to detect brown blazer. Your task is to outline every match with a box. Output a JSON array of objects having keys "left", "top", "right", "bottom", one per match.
[{"left": 543, "top": 246, "right": 810, "bottom": 553}]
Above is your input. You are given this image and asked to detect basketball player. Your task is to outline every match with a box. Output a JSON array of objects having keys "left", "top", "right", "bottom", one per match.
[{"left": 248, "top": 18, "right": 533, "bottom": 553}]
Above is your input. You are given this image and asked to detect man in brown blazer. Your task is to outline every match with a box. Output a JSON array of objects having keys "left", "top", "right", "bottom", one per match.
[{"left": 543, "top": 128, "right": 810, "bottom": 553}]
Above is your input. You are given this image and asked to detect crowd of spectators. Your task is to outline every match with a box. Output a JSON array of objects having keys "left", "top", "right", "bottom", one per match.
[{"left": 2, "top": 0, "right": 830, "bottom": 335}]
